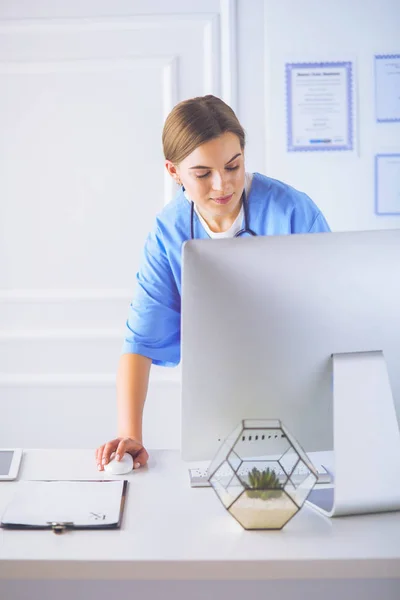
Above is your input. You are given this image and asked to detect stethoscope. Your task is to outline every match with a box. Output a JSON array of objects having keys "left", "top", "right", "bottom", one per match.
[{"left": 189, "top": 188, "right": 257, "bottom": 239}]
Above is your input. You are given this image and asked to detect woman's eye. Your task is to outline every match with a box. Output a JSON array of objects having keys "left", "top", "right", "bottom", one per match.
[{"left": 195, "top": 165, "right": 239, "bottom": 179}]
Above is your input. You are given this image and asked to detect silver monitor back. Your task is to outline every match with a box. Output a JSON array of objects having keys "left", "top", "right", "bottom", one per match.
[{"left": 181, "top": 229, "right": 400, "bottom": 461}]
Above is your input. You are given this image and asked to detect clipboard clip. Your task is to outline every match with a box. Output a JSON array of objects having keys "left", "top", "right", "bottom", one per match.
[{"left": 46, "top": 521, "right": 74, "bottom": 534}]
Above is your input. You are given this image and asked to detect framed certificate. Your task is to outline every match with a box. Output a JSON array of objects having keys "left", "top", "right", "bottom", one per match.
[
  {"left": 375, "top": 154, "right": 400, "bottom": 215},
  {"left": 375, "top": 55, "right": 400, "bottom": 123},
  {"left": 286, "top": 61, "right": 353, "bottom": 152}
]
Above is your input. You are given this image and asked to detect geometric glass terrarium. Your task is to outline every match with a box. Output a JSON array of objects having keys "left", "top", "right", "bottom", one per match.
[{"left": 208, "top": 419, "right": 318, "bottom": 530}]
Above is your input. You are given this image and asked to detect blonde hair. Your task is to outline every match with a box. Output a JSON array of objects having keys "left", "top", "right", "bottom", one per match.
[{"left": 162, "top": 95, "right": 246, "bottom": 164}]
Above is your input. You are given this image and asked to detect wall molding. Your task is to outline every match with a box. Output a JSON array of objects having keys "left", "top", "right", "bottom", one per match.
[
  {"left": 0, "top": 374, "right": 117, "bottom": 387},
  {"left": 163, "top": 56, "right": 179, "bottom": 205},
  {"left": 0, "top": 289, "right": 133, "bottom": 302},
  {"left": 0, "top": 14, "right": 221, "bottom": 33},
  {"left": 0, "top": 55, "right": 178, "bottom": 76},
  {"left": 220, "top": 0, "right": 238, "bottom": 111},
  {"left": 0, "top": 329, "right": 123, "bottom": 340},
  {"left": 0, "top": 371, "right": 181, "bottom": 387},
  {"left": 0, "top": 7, "right": 238, "bottom": 207},
  {"left": 0, "top": 7, "right": 237, "bottom": 108},
  {"left": 203, "top": 13, "right": 220, "bottom": 95}
]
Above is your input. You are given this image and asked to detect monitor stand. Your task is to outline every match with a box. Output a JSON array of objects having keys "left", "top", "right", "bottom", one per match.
[{"left": 307, "top": 350, "right": 400, "bottom": 517}]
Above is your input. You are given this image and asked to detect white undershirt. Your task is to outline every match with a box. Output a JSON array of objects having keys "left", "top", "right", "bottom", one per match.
[{"left": 185, "top": 172, "right": 253, "bottom": 239}]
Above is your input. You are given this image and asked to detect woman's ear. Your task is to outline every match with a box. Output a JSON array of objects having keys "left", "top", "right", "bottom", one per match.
[{"left": 165, "top": 160, "right": 181, "bottom": 185}]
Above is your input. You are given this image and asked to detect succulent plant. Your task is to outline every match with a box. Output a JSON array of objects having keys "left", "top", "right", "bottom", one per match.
[{"left": 245, "top": 466, "right": 283, "bottom": 501}]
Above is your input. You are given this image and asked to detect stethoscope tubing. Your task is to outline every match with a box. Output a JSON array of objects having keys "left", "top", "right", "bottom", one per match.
[{"left": 190, "top": 189, "right": 257, "bottom": 239}]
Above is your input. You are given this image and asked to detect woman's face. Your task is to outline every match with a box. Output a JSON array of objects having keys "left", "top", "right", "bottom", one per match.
[{"left": 166, "top": 132, "right": 245, "bottom": 221}]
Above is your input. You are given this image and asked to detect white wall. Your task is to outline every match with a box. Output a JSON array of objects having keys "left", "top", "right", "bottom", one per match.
[
  {"left": 1, "top": 0, "right": 399, "bottom": 450},
  {"left": 263, "top": 0, "right": 400, "bottom": 232}
]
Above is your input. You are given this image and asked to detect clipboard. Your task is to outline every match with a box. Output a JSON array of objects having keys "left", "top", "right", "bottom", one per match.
[{"left": 0, "top": 479, "right": 127, "bottom": 534}]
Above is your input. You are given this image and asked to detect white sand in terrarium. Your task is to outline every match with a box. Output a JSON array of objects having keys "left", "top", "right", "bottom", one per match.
[{"left": 229, "top": 493, "right": 298, "bottom": 529}]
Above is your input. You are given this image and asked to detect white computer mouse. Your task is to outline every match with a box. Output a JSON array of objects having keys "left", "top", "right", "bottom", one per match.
[{"left": 104, "top": 453, "right": 134, "bottom": 475}]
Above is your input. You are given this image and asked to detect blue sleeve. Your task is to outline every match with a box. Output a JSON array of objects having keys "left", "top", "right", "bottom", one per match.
[
  {"left": 308, "top": 211, "right": 331, "bottom": 233},
  {"left": 122, "top": 223, "right": 181, "bottom": 367},
  {"left": 290, "top": 191, "right": 331, "bottom": 234}
]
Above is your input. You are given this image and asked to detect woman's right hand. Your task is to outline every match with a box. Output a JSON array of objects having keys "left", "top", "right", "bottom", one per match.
[{"left": 95, "top": 437, "right": 149, "bottom": 471}]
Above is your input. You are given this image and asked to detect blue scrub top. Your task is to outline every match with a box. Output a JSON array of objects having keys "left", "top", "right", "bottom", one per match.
[{"left": 122, "top": 172, "right": 330, "bottom": 367}]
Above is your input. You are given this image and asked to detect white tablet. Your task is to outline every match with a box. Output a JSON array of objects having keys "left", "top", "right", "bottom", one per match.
[{"left": 0, "top": 449, "right": 23, "bottom": 480}]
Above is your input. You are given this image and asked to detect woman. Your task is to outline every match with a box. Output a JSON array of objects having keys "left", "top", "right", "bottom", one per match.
[{"left": 95, "top": 95, "right": 330, "bottom": 471}]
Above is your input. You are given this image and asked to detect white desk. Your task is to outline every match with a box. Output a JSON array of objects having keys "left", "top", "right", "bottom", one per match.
[{"left": 0, "top": 449, "right": 399, "bottom": 600}]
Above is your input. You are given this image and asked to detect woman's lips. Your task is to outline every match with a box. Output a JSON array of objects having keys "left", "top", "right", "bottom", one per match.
[{"left": 212, "top": 193, "right": 233, "bottom": 205}]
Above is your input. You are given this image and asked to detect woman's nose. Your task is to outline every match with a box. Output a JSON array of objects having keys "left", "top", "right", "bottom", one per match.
[{"left": 211, "top": 171, "right": 226, "bottom": 192}]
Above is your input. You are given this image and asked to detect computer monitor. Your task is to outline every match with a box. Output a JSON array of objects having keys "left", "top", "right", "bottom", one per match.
[{"left": 180, "top": 229, "right": 400, "bottom": 462}]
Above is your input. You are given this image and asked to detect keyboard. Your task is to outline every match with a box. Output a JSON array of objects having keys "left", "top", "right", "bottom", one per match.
[{"left": 189, "top": 462, "right": 332, "bottom": 487}]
